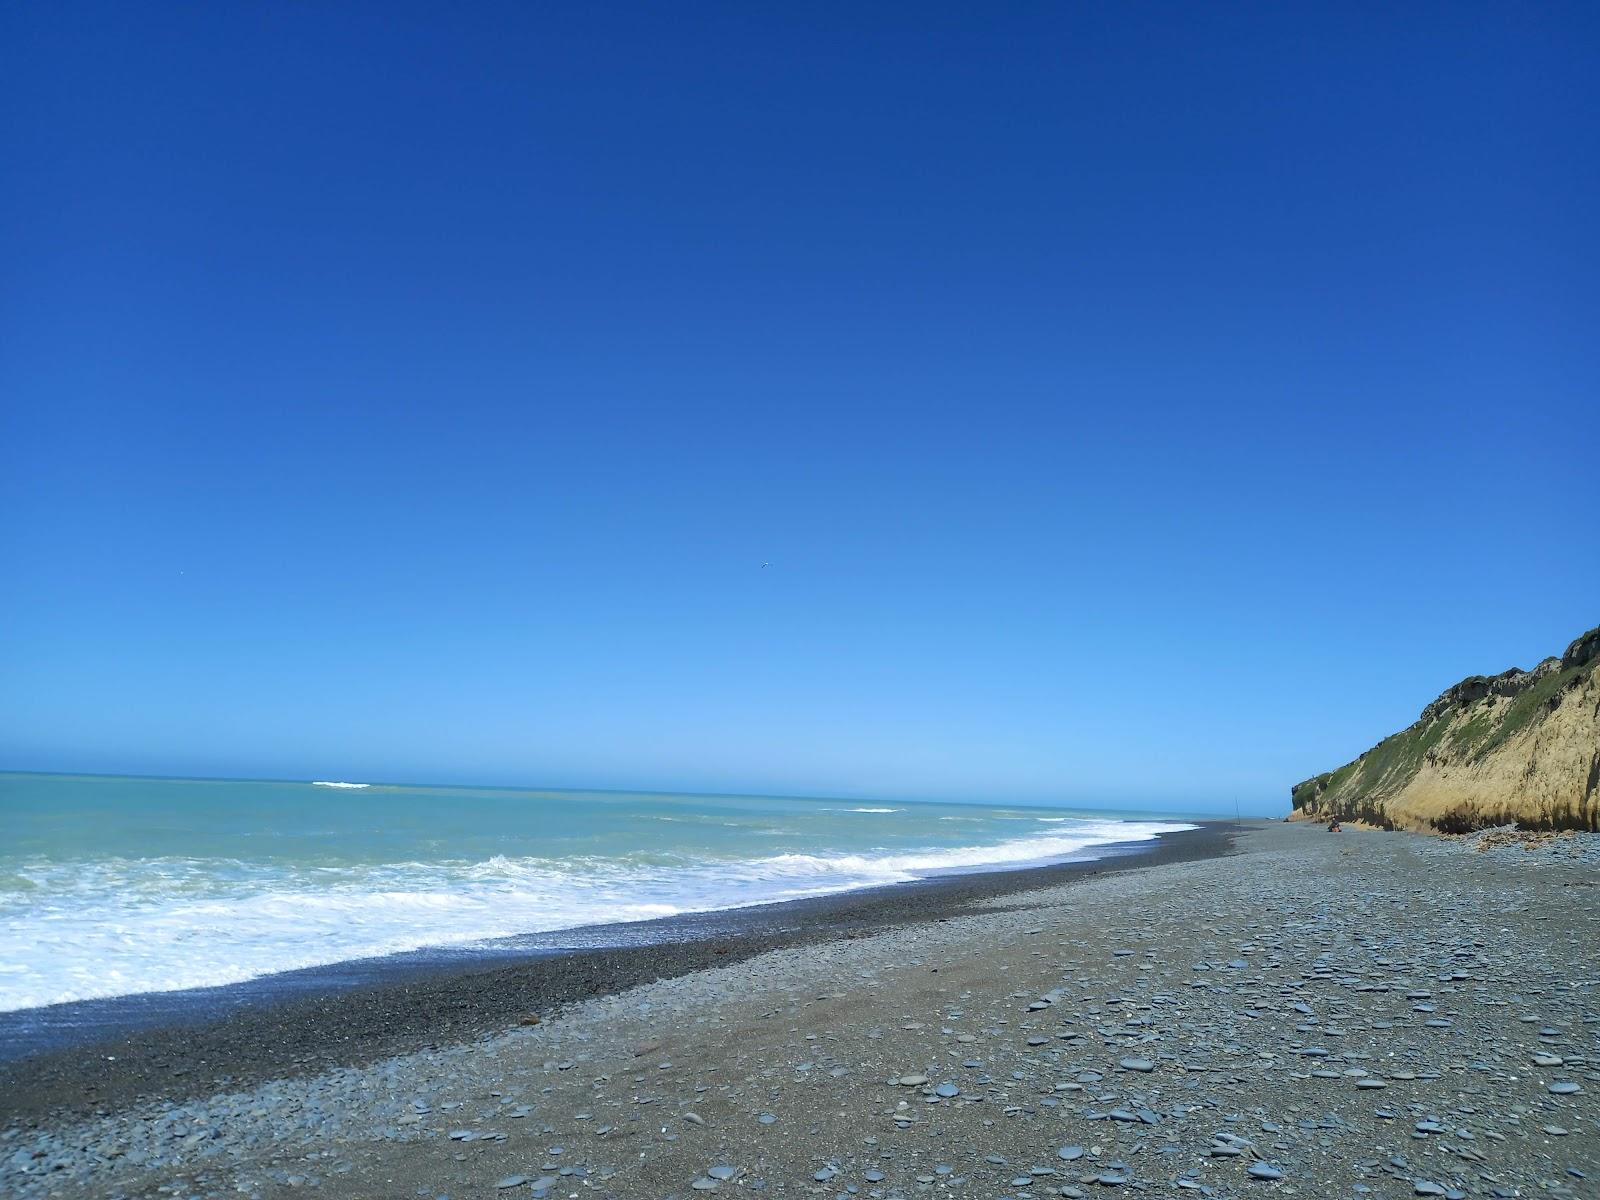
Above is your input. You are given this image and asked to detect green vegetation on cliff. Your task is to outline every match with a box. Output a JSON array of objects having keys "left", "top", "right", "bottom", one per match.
[{"left": 1291, "top": 625, "right": 1600, "bottom": 832}]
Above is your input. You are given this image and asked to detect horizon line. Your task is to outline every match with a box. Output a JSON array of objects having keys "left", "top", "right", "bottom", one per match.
[{"left": 0, "top": 765, "right": 1259, "bottom": 818}]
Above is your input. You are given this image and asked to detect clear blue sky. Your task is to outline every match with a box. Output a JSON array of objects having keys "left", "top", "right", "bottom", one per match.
[{"left": 2, "top": 3, "right": 1595, "bottom": 814}]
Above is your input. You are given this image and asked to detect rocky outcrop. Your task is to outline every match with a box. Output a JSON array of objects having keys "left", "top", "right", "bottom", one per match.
[
  {"left": 1290, "top": 625, "right": 1600, "bottom": 833},
  {"left": 1416, "top": 658, "right": 1562, "bottom": 726}
]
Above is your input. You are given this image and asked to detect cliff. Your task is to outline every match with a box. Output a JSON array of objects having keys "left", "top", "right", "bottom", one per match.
[{"left": 1290, "top": 625, "right": 1600, "bottom": 832}]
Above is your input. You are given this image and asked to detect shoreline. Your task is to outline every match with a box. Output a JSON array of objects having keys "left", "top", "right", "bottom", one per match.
[
  {"left": 4, "top": 820, "right": 1595, "bottom": 1200},
  {"left": 0, "top": 823, "right": 1234, "bottom": 1128}
]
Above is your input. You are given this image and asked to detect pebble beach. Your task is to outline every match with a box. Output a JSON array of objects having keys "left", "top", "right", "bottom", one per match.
[{"left": 4, "top": 821, "right": 1596, "bottom": 1200}]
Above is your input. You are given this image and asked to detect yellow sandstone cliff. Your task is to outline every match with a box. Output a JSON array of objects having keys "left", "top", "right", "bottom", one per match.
[{"left": 1290, "top": 625, "right": 1600, "bottom": 832}]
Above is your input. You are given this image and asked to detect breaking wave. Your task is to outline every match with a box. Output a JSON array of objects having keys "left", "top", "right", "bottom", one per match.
[{"left": 0, "top": 818, "right": 1191, "bottom": 1011}]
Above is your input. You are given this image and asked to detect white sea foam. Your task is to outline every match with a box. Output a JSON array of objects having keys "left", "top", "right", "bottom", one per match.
[
  {"left": 0, "top": 818, "right": 1192, "bottom": 1011},
  {"left": 311, "top": 781, "right": 370, "bottom": 789},
  {"left": 829, "top": 806, "right": 901, "bottom": 813}
]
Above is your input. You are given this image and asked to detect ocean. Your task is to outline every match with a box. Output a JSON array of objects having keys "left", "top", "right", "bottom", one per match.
[{"left": 0, "top": 772, "right": 1195, "bottom": 1014}]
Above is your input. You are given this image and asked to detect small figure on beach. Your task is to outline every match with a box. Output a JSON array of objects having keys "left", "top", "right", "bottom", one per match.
[{"left": 1327, "top": 818, "right": 1342, "bottom": 833}]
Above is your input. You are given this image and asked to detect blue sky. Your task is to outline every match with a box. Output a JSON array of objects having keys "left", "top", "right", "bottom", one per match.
[{"left": 2, "top": 3, "right": 1595, "bottom": 814}]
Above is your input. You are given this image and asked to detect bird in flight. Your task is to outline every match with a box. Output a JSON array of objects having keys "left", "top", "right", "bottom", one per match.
[{"left": 761, "top": 561, "right": 770, "bottom": 568}]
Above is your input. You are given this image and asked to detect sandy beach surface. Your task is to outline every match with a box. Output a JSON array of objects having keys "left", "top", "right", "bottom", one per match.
[{"left": 3, "top": 821, "right": 1596, "bottom": 1199}]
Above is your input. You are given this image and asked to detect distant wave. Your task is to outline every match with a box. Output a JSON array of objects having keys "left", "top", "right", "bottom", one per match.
[
  {"left": 755, "top": 820, "right": 1192, "bottom": 881},
  {"left": 311, "top": 781, "right": 370, "bottom": 789},
  {"left": 831, "top": 806, "right": 900, "bottom": 813}
]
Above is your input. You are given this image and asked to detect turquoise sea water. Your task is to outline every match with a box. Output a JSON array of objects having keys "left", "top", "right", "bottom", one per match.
[{"left": 0, "top": 772, "right": 1195, "bottom": 1012}]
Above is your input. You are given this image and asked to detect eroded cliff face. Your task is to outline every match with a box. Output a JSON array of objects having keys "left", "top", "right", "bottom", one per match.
[{"left": 1290, "top": 625, "right": 1600, "bottom": 832}]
